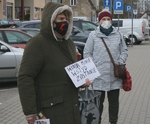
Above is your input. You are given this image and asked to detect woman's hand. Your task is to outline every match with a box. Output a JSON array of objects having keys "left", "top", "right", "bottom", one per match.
[{"left": 82, "top": 78, "right": 92, "bottom": 87}]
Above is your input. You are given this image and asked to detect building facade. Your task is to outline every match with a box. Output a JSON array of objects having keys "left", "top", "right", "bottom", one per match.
[
  {"left": 64, "top": 0, "right": 92, "bottom": 20},
  {"left": 0, "top": 0, "right": 45, "bottom": 20},
  {"left": 0, "top": 0, "right": 99, "bottom": 21},
  {"left": 46, "top": 0, "right": 100, "bottom": 21},
  {"left": 15, "top": 0, "right": 45, "bottom": 20},
  {"left": 0, "top": 0, "right": 15, "bottom": 20},
  {"left": 62, "top": 0, "right": 99, "bottom": 21}
]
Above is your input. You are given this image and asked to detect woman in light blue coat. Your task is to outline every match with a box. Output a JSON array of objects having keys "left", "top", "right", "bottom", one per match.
[{"left": 83, "top": 9, "right": 128, "bottom": 124}]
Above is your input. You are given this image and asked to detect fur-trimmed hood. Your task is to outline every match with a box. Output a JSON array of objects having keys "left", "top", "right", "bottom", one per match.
[{"left": 40, "top": 2, "right": 73, "bottom": 41}]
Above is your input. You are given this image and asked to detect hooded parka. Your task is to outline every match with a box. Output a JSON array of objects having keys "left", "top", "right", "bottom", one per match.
[{"left": 18, "top": 2, "right": 81, "bottom": 124}]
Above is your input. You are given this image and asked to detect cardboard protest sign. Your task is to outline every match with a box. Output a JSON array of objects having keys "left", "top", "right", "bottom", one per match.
[
  {"left": 65, "top": 57, "right": 100, "bottom": 87},
  {"left": 34, "top": 119, "right": 50, "bottom": 124}
]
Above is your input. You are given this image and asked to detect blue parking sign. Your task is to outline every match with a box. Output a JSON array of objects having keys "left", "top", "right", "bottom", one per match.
[
  {"left": 103, "top": 0, "right": 111, "bottom": 11},
  {"left": 114, "top": 0, "right": 123, "bottom": 14},
  {"left": 126, "top": 5, "right": 131, "bottom": 12}
]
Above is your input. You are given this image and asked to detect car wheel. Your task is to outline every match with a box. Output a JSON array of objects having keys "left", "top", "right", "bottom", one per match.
[{"left": 129, "top": 35, "right": 137, "bottom": 45}]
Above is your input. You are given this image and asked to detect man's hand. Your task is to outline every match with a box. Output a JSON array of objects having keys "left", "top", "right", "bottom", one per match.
[
  {"left": 26, "top": 115, "right": 37, "bottom": 124},
  {"left": 82, "top": 78, "right": 91, "bottom": 87}
]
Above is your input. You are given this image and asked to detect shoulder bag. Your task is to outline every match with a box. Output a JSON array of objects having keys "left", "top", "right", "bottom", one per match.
[{"left": 101, "top": 37, "right": 126, "bottom": 79}]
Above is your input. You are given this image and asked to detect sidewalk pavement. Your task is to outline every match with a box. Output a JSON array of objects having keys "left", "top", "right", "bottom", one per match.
[{"left": 0, "top": 41, "right": 150, "bottom": 124}]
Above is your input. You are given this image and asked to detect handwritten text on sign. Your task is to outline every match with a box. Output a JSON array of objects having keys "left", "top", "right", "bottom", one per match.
[
  {"left": 65, "top": 57, "right": 100, "bottom": 87},
  {"left": 34, "top": 119, "right": 50, "bottom": 124}
]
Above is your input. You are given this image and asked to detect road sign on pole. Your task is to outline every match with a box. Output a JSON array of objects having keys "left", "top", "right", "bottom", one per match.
[
  {"left": 114, "top": 0, "right": 124, "bottom": 14},
  {"left": 126, "top": 5, "right": 131, "bottom": 12},
  {"left": 103, "top": 0, "right": 111, "bottom": 11},
  {"left": 133, "top": 9, "right": 138, "bottom": 15}
]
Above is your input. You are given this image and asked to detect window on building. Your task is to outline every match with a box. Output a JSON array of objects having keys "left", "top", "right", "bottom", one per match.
[
  {"left": 70, "top": 0, "right": 76, "bottom": 6},
  {"left": 52, "top": 0, "right": 62, "bottom": 3},
  {"left": 7, "top": 2, "right": 13, "bottom": 20}
]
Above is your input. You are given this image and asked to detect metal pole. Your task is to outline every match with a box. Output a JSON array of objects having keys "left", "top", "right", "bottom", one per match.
[
  {"left": 118, "top": 14, "right": 119, "bottom": 30},
  {"left": 131, "top": 0, "right": 133, "bottom": 47},
  {"left": 21, "top": 0, "right": 24, "bottom": 21},
  {"left": 147, "top": 0, "right": 148, "bottom": 19},
  {"left": 112, "top": 0, "right": 114, "bottom": 18},
  {"left": 111, "top": 0, "right": 112, "bottom": 14},
  {"left": 128, "top": 12, "right": 129, "bottom": 18}
]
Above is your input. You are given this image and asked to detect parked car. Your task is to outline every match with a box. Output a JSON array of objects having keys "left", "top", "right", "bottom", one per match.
[
  {"left": 15, "top": 20, "right": 41, "bottom": 29},
  {"left": 112, "top": 18, "right": 150, "bottom": 44},
  {"left": 8, "top": 19, "right": 21, "bottom": 24},
  {"left": 15, "top": 19, "right": 98, "bottom": 32},
  {"left": 17, "top": 28, "right": 40, "bottom": 36},
  {"left": 17, "top": 24, "right": 89, "bottom": 43},
  {"left": 73, "top": 16, "right": 88, "bottom": 20},
  {"left": 18, "top": 26, "right": 89, "bottom": 42},
  {"left": 14, "top": 20, "right": 130, "bottom": 46},
  {"left": 0, "top": 40, "right": 24, "bottom": 82},
  {"left": 70, "top": 26, "right": 89, "bottom": 43},
  {"left": 0, "top": 20, "right": 8, "bottom": 25},
  {"left": 73, "top": 19, "right": 98, "bottom": 32},
  {"left": 0, "top": 23, "right": 17, "bottom": 28},
  {"left": 0, "top": 28, "right": 32, "bottom": 48}
]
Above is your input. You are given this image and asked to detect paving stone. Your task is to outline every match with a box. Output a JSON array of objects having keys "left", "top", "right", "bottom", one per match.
[{"left": 0, "top": 41, "right": 150, "bottom": 124}]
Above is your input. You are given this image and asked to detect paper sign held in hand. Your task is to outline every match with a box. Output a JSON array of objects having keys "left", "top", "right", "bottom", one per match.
[
  {"left": 65, "top": 57, "right": 100, "bottom": 87},
  {"left": 34, "top": 119, "right": 50, "bottom": 124}
]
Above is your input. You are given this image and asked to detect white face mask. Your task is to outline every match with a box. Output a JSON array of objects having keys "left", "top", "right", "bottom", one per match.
[{"left": 101, "top": 20, "right": 111, "bottom": 29}]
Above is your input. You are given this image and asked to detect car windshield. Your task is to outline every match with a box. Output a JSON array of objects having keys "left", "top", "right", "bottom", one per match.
[{"left": 82, "top": 22, "right": 97, "bottom": 31}]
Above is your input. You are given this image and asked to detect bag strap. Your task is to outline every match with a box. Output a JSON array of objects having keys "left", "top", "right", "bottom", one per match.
[
  {"left": 85, "top": 84, "right": 94, "bottom": 98},
  {"left": 101, "top": 37, "right": 115, "bottom": 67}
]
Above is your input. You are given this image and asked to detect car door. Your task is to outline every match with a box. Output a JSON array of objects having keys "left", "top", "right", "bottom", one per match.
[{"left": 0, "top": 43, "right": 16, "bottom": 78}]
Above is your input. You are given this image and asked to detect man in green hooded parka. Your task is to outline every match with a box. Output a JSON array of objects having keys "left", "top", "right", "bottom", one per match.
[{"left": 18, "top": 2, "right": 91, "bottom": 124}]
